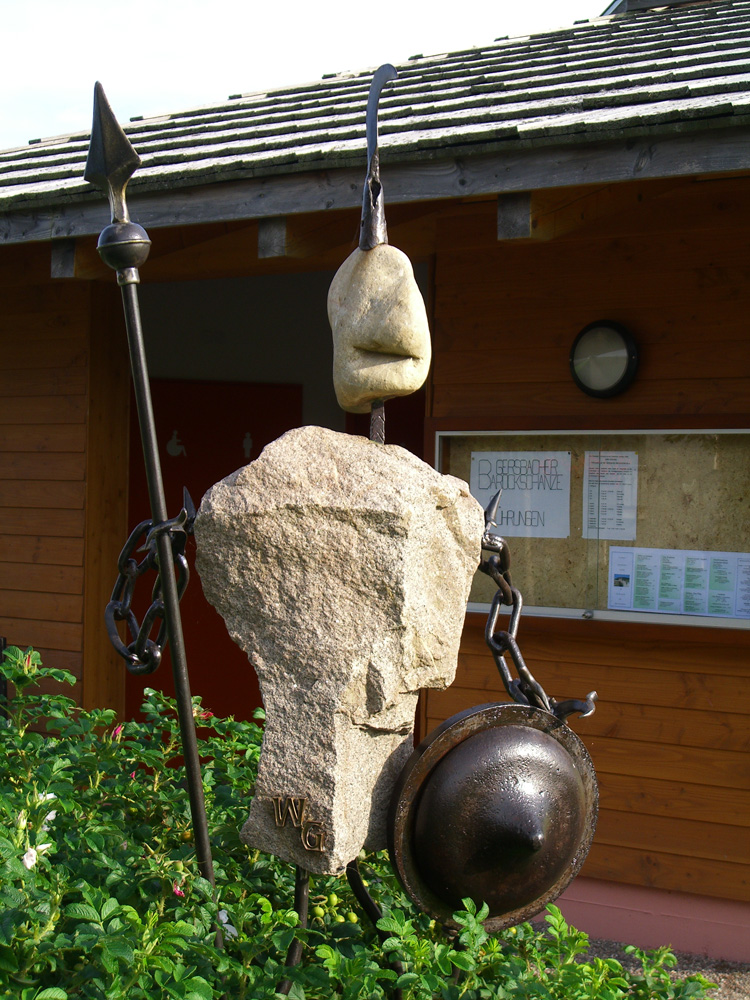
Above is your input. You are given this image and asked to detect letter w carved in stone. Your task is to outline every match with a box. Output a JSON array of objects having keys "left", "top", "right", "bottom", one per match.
[{"left": 271, "top": 796, "right": 307, "bottom": 828}]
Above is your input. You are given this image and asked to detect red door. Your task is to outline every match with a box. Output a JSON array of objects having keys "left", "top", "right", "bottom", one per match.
[{"left": 125, "top": 379, "right": 303, "bottom": 721}]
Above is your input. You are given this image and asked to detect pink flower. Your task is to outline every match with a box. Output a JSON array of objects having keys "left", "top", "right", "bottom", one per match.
[
  {"left": 130, "top": 771, "right": 136, "bottom": 779},
  {"left": 173, "top": 881, "right": 185, "bottom": 897},
  {"left": 112, "top": 723, "right": 124, "bottom": 740}
]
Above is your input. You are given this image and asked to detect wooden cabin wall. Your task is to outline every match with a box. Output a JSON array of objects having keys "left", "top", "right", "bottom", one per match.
[
  {"left": 0, "top": 242, "right": 129, "bottom": 712},
  {"left": 0, "top": 244, "right": 88, "bottom": 692},
  {"left": 81, "top": 283, "right": 130, "bottom": 714},
  {"left": 423, "top": 181, "right": 750, "bottom": 903}
]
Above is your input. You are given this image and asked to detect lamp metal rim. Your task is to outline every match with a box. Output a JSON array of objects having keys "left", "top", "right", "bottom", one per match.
[{"left": 569, "top": 320, "right": 639, "bottom": 398}]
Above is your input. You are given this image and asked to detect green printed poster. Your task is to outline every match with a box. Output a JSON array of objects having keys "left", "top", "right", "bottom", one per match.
[{"left": 609, "top": 547, "right": 750, "bottom": 619}]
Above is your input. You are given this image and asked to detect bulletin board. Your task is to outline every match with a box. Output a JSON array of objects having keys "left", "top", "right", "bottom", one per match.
[{"left": 437, "top": 430, "right": 750, "bottom": 627}]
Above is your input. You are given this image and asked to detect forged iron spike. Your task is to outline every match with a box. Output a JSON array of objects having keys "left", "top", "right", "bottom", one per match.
[
  {"left": 484, "top": 489, "right": 502, "bottom": 530},
  {"left": 482, "top": 489, "right": 506, "bottom": 554},
  {"left": 183, "top": 487, "right": 197, "bottom": 523},
  {"left": 84, "top": 82, "right": 141, "bottom": 225},
  {"left": 365, "top": 63, "right": 397, "bottom": 169},
  {"left": 359, "top": 63, "right": 397, "bottom": 251}
]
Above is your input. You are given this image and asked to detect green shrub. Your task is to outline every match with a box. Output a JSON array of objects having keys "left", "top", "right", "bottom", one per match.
[{"left": 0, "top": 646, "right": 715, "bottom": 999}]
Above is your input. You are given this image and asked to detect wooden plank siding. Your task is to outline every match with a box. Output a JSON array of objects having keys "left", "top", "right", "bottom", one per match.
[
  {"left": 430, "top": 187, "right": 750, "bottom": 428},
  {"left": 422, "top": 178, "right": 750, "bottom": 903},
  {"left": 423, "top": 616, "right": 750, "bottom": 902},
  {"left": 0, "top": 249, "right": 88, "bottom": 685},
  {"left": 81, "top": 283, "right": 130, "bottom": 714}
]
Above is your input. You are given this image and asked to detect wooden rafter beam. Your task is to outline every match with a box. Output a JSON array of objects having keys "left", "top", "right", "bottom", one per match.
[
  {"left": 53, "top": 201, "right": 439, "bottom": 283},
  {"left": 497, "top": 179, "right": 686, "bottom": 242}
]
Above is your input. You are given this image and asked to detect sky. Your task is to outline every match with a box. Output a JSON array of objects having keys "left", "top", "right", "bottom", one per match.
[{"left": 1, "top": 0, "right": 606, "bottom": 152}]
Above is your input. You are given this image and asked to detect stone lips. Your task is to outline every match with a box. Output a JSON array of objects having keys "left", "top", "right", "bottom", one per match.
[
  {"left": 194, "top": 425, "right": 483, "bottom": 874},
  {"left": 328, "top": 245, "right": 432, "bottom": 414}
]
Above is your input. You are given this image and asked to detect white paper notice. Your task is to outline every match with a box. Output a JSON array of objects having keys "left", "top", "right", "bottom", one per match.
[
  {"left": 470, "top": 451, "right": 571, "bottom": 538},
  {"left": 583, "top": 451, "right": 638, "bottom": 540},
  {"left": 608, "top": 547, "right": 750, "bottom": 619}
]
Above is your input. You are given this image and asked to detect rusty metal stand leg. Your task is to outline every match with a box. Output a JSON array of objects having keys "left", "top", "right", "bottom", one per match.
[
  {"left": 277, "top": 866, "right": 310, "bottom": 995},
  {"left": 346, "top": 860, "right": 404, "bottom": 1000}
]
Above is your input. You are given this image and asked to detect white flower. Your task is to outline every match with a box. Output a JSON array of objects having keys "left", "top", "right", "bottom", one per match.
[
  {"left": 218, "top": 909, "right": 238, "bottom": 938},
  {"left": 22, "top": 848, "right": 37, "bottom": 870},
  {"left": 37, "top": 793, "right": 57, "bottom": 831}
]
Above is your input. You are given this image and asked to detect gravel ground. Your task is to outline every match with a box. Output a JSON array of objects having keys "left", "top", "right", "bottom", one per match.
[{"left": 585, "top": 937, "right": 750, "bottom": 999}]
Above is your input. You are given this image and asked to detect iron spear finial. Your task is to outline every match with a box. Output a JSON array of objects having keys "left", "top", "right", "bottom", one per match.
[
  {"left": 84, "top": 82, "right": 150, "bottom": 276},
  {"left": 359, "top": 63, "right": 397, "bottom": 251},
  {"left": 84, "top": 81, "right": 141, "bottom": 225}
]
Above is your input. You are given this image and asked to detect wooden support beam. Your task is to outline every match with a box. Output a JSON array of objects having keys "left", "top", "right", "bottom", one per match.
[
  {"left": 67, "top": 202, "right": 437, "bottom": 283},
  {"left": 54, "top": 236, "right": 109, "bottom": 281},
  {"left": 497, "top": 192, "right": 532, "bottom": 240},
  {"left": 257, "top": 216, "right": 287, "bottom": 258},
  {"left": 495, "top": 179, "right": 686, "bottom": 242},
  {"left": 50, "top": 238, "right": 77, "bottom": 279}
]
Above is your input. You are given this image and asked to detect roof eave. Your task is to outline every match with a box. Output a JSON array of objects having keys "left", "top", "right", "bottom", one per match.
[{"left": 2, "top": 116, "right": 750, "bottom": 245}]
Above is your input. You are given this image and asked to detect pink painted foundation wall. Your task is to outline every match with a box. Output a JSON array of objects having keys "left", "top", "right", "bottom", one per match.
[{"left": 537, "top": 878, "right": 750, "bottom": 962}]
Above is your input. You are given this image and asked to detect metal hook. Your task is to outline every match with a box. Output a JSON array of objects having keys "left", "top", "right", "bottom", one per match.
[{"left": 359, "top": 63, "right": 397, "bottom": 251}]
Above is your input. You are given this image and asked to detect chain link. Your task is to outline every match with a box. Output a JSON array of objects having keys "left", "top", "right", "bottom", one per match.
[
  {"left": 104, "top": 499, "right": 194, "bottom": 675},
  {"left": 480, "top": 491, "right": 597, "bottom": 723}
]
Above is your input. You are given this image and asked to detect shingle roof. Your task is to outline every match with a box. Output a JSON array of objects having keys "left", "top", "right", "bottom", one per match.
[{"left": 2, "top": 0, "right": 749, "bottom": 215}]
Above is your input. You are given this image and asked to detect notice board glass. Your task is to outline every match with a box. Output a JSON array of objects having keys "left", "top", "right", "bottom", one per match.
[{"left": 437, "top": 430, "right": 750, "bottom": 628}]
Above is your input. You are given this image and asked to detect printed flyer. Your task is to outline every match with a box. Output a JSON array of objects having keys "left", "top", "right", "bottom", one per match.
[
  {"left": 583, "top": 451, "right": 638, "bottom": 540},
  {"left": 608, "top": 547, "right": 750, "bottom": 618},
  {"left": 469, "top": 451, "right": 571, "bottom": 539}
]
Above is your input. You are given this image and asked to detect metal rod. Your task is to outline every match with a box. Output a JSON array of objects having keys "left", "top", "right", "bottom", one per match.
[
  {"left": 370, "top": 399, "right": 386, "bottom": 444},
  {"left": 346, "top": 860, "right": 404, "bottom": 999},
  {"left": 0, "top": 636, "right": 7, "bottom": 720},
  {"left": 346, "top": 859, "right": 385, "bottom": 931},
  {"left": 277, "top": 866, "right": 310, "bottom": 994},
  {"left": 118, "top": 277, "right": 215, "bottom": 888}
]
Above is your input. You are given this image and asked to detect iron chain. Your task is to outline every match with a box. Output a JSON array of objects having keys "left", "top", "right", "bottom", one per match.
[
  {"left": 480, "top": 491, "right": 597, "bottom": 723},
  {"left": 105, "top": 498, "right": 195, "bottom": 675}
]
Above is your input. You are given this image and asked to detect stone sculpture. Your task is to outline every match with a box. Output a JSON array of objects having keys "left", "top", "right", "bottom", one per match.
[{"left": 194, "top": 425, "right": 483, "bottom": 873}]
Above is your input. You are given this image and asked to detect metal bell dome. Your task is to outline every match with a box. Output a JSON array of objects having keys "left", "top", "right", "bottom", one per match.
[{"left": 389, "top": 702, "right": 598, "bottom": 932}]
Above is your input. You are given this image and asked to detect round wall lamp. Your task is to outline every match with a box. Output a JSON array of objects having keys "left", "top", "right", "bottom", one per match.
[{"left": 569, "top": 321, "right": 638, "bottom": 398}]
